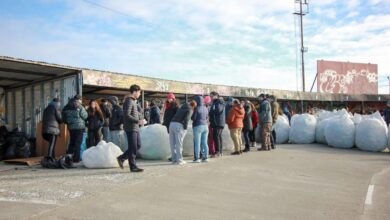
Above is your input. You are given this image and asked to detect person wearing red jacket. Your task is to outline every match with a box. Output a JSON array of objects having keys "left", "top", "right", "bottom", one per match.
[
  {"left": 226, "top": 99, "right": 245, "bottom": 155},
  {"left": 249, "top": 102, "right": 258, "bottom": 148}
]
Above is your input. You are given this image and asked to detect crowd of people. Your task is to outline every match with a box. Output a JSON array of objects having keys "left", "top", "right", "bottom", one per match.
[{"left": 41, "top": 84, "right": 285, "bottom": 172}]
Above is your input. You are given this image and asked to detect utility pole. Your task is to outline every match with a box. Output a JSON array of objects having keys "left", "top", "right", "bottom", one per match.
[
  {"left": 294, "top": 0, "right": 309, "bottom": 92},
  {"left": 387, "top": 76, "right": 390, "bottom": 95}
]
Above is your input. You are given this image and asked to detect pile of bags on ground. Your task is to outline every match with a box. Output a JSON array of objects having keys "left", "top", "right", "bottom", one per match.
[
  {"left": 288, "top": 109, "right": 389, "bottom": 152},
  {"left": 0, "top": 126, "right": 33, "bottom": 161}
]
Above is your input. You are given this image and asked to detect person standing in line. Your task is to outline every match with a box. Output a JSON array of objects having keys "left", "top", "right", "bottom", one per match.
[
  {"left": 226, "top": 99, "right": 245, "bottom": 155},
  {"left": 257, "top": 94, "right": 272, "bottom": 151},
  {"left": 163, "top": 93, "right": 178, "bottom": 133},
  {"left": 249, "top": 102, "right": 258, "bottom": 148},
  {"left": 108, "top": 96, "right": 124, "bottom": 149},
  {"left": 86, "top": 100, "right": 104, "bottom": 148},
  {"left": 117, "top": 85, "right": 145, "bottom": 172},
  {"left": 204, "top": 95, "right": 215, "bottom": 158},
  {"left": 225, "top": 97, "right": 234, "bottom": 123},
  {"left": 383, "top": 101, "right": 390, "bottom": 126},
  {"left": 242, "top": 100, "right": 253, "bottom": 153},
  {"left": 143, "top": 101, "right": 151, "bottom": 125},
  {"left": 149, "top": 101, "right": 161, "bottom": 125},
  {"left": 62, "top": 95, "right": 88, "bottom": 163},
  {"left": 42, "top": 98, "right": 62, "bottom": 158},
  {"left": 209, "top": 91, "right": 225, "bottom": 157},
  {"left": 282, "top": 101, "right": 292, "bottom": 124},
  {"left": 99, "top": 98, "right": 111, "bottom": 142},
  {"left": 191, "top": 96, "right": 210, "bottom": 163},
  {"left": 270, "top": 95, "right": 280, "bottom": 149},
  {"left": 169, "top": 100, "right": 196, "bottom": 165}
]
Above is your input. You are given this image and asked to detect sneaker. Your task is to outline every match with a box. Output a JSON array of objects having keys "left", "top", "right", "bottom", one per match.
[
  {"left": 117, "top": 157, "right": 124, "bottom": 169},
  {"left": 202, "top": 159, "right": 209, "bottom": 163},
  {"left": 171, "top": 161, "right": 178, "bottom": 165},
  {"left": 130, "top": 167, "right": 144, "bottom": 172},
  {"left": 193, "top": 159, "right": 201, "bottom": 163},
  {"left": 177, "top": 160, "right": 187, "bottom": 165},
  {"left": 243, "top": 148, "right": 250, "bottom": 153},
  {"left": 231, "top": 151, "right": 240, "bottom": 155}
]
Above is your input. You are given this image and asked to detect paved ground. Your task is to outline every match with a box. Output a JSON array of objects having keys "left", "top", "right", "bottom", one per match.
[{"left": 0, "top": 144, "right": 389, "bottom": 220}]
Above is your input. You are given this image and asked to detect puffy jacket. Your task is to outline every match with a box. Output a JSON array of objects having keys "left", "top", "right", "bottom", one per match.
[
  {"left": 163, "top": 102, "right": 178, "bottom": 127},
  {"left": 171, "top": 103, "right": 193, "bottom": 130},
  {"left": 209, "top": 98, "right": 225, "bottom": 128},
  {"left": 100, "top": 103, "right": 112, "bottom": 127},
  {"left": 42, "top": 102, "right": 62, "bottom": 135},
  {"left": 109, "top": 104, "right": 123, "bottom": 131},
  {"left": 123, "top": 97, "right": 142, "bottom": 132},
  {"left": 144, "top": 108, "right": 151, "bottom": 124},
  {"left": 87, "top": 111, "right": 104, "bottom": 130},
  {"left": 258, "top": 100, "right": 272, "bottom": 124},
  {"left": 251, "top": 110, "right": 259, "bottom": 128},
  {"left": 384, "top": 107, "right": 390, "bottom": 124},
  {"left": 225, "top": 97, "right": 234, "bottom": 121},
  {"left": 149, "top": 106, "right": 161, "bottom": 124},
  {"left": 226, "top": 105, "right": 245, "bottom": 129},
  {"left": 192, "top": 96, "right": 209, "bottom": 127},
  {"left": 62, "top": 99, "right": 88, "bottom": 130},
  {"left": 243, "top": 103, "right": 253, "bottom": 131}
]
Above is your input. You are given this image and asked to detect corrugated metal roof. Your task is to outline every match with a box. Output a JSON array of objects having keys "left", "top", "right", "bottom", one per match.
[{"left": 0, "top": 56, "right": 80, "bottom": 88}]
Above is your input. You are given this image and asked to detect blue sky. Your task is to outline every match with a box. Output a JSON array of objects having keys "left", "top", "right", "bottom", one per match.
[{"left": 0, "top": 0, "right": 389, "bottom": 93}]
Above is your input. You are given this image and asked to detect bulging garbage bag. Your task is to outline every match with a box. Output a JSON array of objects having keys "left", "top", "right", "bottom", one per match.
[
  {"left": 82, "top": 141, "right": 126, "bottom": 168},
  {"left": 289, "top": 114, "right": 317, "bottom": 144},
  {"left": 355, "top": 112, "right": 388, "bottom": 152},
  {"left": 325, "top": 114, "right": 355, "bottom": 148},
  {"left": 274, "top": 115, "right": 290, "bottom": 144},
  {"left": 138, "top": 124, "right": 171, "bottom": 160},
  {"left": 315, "top": 118, "right": 330, "bottom": 144}
]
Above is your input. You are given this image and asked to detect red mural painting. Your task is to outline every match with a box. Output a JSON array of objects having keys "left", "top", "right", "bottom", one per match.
[{"left": 317, "top": 60, "right": 378, "bottom": 95}]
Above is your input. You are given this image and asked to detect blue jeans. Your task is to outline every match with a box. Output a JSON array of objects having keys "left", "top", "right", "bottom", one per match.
[
  {"left": 169, "top": 122, "right": 187, "bottom": 163},
  {"left": 193, "top": 125, "right": 209, "bottom": 160}
]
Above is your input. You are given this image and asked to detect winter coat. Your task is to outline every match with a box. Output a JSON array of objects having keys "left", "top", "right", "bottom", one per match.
[
  {"left": 109, "top": 104, "right": 123, "bottom": 131},
  {"left": 225, "top": 97, "right": 234, "bottom": 122},
  {"left": 42, "top": 102, "right": 62, "bottom": 135},
  {"left": 271, "top": 101, "right": 280, "bottom": 124},
  {"left": 62, "top": 99, "right": 88, "bottom": 130},
  {"left": 258, "top": 100, "right": 272, "bottom": 124},
  {"left": 149, "top": 106, "right": 161, "bottom": 124},
  {"left": 163, "top": 102, "right": 178, "bottom": 127},
  {"left": 251, "top": 110, "right": 259, "bottom": 128},
  {"left": 100, "top": 103, "right": 112, "bottom": 127},
  {"left": 243, "top": 103, "right": 253, "bottom": 131},
  {"left": 171, "top": 103, "right": 193, "bottom": 130},
  {"left": 87, "top": 111, "right": 104, "bottom": 131},
  {"left": 209, "top": 98, "right": 225, "bottom": 128},
  {"left": 191, "top": 96, "right": 209, "bottom": 127},
  {"left": 226, "top": 105, "right": 245, "bottom": 129},
  {"left": 384, "top": 107, "right": 390, "bottom": 124},
  {"left": 144, "top": 107, "right": 151, "bottom": 124},
  {"left": 123, "top": 97, "right": 142, "bottom": 132}
]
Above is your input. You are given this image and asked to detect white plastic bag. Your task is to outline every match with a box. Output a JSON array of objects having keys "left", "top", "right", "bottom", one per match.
[
  {"left": 289, "top": 114, "right": 317, "bottom": 144},
  {"left": 355, "top": 112, "right": 388, "bottom": 152},
  {"left": 138, "top": 124, "right": 171, "bottom": 160},
  {"left": 315, "top": 118, "right": 330, "bottom": 144},
  {"left": 82, "top": 141, "right": 127, "bottom": 169},
  {"left": 274, "top": 115, "right": 290, "bottom": 144},
  {"left": 325, "top": 115, "right": 355, "bottom": 148}
]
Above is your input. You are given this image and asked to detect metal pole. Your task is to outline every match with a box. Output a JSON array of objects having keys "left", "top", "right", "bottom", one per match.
[
  {"left": 141, "top": 90, "right": 145, "bottom": 108},
  {"left": 300, "top": 0, "right": 305, "bottom": 92}
]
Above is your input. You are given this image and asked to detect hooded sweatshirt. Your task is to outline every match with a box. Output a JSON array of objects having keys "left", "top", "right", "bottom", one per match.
[
  {"left": 62, "top": 98, "right": 88, "bottom": 130},
  {"left": 191, "top": 96, "right": 209, "bottom": 127},
  {"left": 171, "top": 103, "right": 193, "bottom": 130},
  {"left": 225, "top": 97, "right": 234, "bottom": 121}
]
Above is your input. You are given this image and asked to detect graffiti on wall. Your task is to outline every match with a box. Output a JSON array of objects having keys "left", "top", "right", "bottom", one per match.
[{"left": 317, "top": 60, "right": 378, "bottom": 95}]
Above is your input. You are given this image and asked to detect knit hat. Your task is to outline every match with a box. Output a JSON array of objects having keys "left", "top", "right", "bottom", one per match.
[
  {"left": 204, "top": 96, "right": 212, "bottom": 104},
  {"left": 167, "top": 93, "right": 175, "bottom": 100}
]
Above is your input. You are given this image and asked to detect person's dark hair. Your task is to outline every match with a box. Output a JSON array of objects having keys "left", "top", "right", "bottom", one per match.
[
  {"left": 210, "top": 91, "right": 219, "bottom": 97},
  {"left": 52, "top": 98, "right": 59, "bottom": 102},
  {"left": 74, "top": 95, "right": 82, "bottom": 100},
  {"left": 259, "top": 94, "right": 265, "bottom": 98},
  {"left": 129, "top": 84, "right": 141, "bottom": 94},
  {"left": 265, "top": 94, "right": 270, "bottom": 99},
  {"left": 233, "top": 99, "right": 240, "bottom": 105},
  {"left": 88, "top": 99, "right": 104, "bottom": 119},
  {"left": 101, "top": 98, "right": 107, "bottom": 103}
]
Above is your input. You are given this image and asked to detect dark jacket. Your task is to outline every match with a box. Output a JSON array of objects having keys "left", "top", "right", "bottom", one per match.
[
  {"left": 225, "top": 97, "right": 234, "bottom": 122},
  {"left": 192, "top": 96, "right": 209, "bottom": 127},
  {"left": 163, "top": 102, "right": 178, "bottom": 127},
  {"left": 144, "top": 107, "right": 151, "bottom": 124},
  {"left": 62, "top": 99, "right": 88, "bottom": 130},
  {"left": 42, "top": 102, "right": 62, "bottom": 135},
  {"left": 171, "top": 103, "right": 193, "bottom": 130},
  {"left": 87, "top": 111, "right": 104, "bottom": 130},
  {"left": 258, "top": 99, "right": 272, "bottom": 124},
  {"left": 209, "top": 98, "right": 225, "bottom": 128},
  {"left": 243, "top": 103, "right": 253, "bottom": 131},
  {"left": 384, "top": 107, "right": 390, "bottom": 124},
  {"left": 123, "top": 97, "right": 142, "bottom": 132},
  {"left": 100, "top": 103, "right": 112, "bottom": 127},
  {"left": 149, "top": 106, "right": 161, "bottom": 124},
  {"left": 109, "top": 104, "right": 123, "bottom": 131}
]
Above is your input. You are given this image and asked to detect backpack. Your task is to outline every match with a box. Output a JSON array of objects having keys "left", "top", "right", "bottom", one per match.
[{"left": 41, "top": 155, "right": 74, "bottom": 169}]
